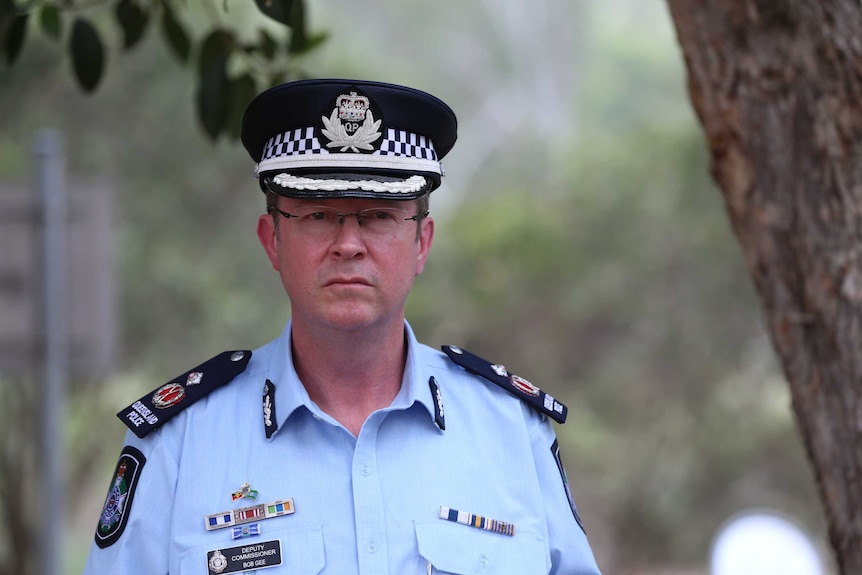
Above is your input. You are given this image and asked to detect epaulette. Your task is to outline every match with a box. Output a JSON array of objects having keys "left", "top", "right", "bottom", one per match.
[
  {"left": 117, "top": 350, "right": 252, "bottom": 438},
  {"left": 442, "top": 345, "right": 568, "bottom": 424}
]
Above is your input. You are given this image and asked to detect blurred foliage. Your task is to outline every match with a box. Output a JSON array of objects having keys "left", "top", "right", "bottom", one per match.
[
  {"left": 0, "top": 1, "right": 827, "bottom": 574},
  {"left": 0, "top": 0, "right": 326, "bottom": 139}
]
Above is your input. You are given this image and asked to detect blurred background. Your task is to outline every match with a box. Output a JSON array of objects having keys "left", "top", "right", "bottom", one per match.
[{"left": 0, "top": 0, "right": 831, "bottom": 573}]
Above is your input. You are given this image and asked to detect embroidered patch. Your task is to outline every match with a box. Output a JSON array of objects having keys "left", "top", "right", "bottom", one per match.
[
  {"left": 263, "top": 380, "right": 278, "bottom": 439},
  {"left": 95, "top": 446, "right": 146, "bottom": 548},
  {"left": 428, "top": 376, "right": 445, "bottom": 430},
  {"left": 551, "top": 439, "right": 584, "bottom": 533},
  {"left": 320, "top": 87, "right": 383, "bottom": 153}
]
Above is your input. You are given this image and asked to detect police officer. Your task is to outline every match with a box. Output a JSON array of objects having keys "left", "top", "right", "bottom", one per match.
[{"left": 82, "top": 79, "right": 601, "bottom": 575}]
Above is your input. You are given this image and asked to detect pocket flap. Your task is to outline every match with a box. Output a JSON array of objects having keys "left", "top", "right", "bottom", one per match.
[{"left": 416, "top": 521, "right": 547, "bottom": 575}]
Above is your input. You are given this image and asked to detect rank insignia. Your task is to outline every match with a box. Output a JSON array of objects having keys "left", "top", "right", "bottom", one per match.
[
  {"left": 94, "top": 446, "right": 146, "bottom": 548},
  {"left": 232, "top": 482, "right": 259, "bottom": 501},
  {"left": 117, "top": 350, "right": 252, "bottom": 438},
  {"left": 152, "top": 382, "right": 185, "bottom": 409},
  {"left": 442, "top": 345, "right": 568, "bottom": 423}
]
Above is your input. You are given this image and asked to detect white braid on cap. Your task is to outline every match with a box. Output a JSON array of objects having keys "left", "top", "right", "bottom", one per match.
[{"left": 272, "top": 174, "right": 427, "bottom": 194}]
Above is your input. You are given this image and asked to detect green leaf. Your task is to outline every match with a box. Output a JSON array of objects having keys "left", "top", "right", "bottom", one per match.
[
  {"left": 259, "top": 28, "right": 276, "bottom": 60},
  {"left": 161, "top": 1, "right": 190, "bottom": 63},
  {"left": 3, "top": 13, "right": 27, "bottom": 65},
  {"left": 116, "top": 0, "right": 149, "bottom": 50},
  {"left": 40, "top": 5, "right": 62, "bottom": 41},
  {"left": 196, "top": 30, "right": 234, "bottom": 139},
  {"left": 254, "top": 0, "right": 294, "bottom": 26},
  {"left": 69, "top": 18, "right": 105, "bottom": 92},
  {"left": 287, "top": 0, "right": 306, "bottom": 54},
  {"left": 225, "top": 74, "right": 257, "bottom": 140}
]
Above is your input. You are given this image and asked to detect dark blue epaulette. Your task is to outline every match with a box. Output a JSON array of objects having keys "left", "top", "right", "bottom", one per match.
[
  {"left": 441, "top": 345, "right": 568, "bottom": 424},
  {"left": 117, "top": 350, "right": 252, "bottom": 438}
]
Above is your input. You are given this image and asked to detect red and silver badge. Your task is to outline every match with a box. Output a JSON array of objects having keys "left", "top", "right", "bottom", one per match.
[
  {"left": 152, "top": 383, "right": 186, "bottom": 409},
  {"left": 509, "top": 374, "right": 541, "bottom": 397}
]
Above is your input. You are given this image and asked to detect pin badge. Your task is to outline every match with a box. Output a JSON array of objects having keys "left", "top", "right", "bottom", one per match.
[
  {"left": 232, "top": 482, "right": 259, "bottom": 501},
  {"left": 208, "top": 549, "right": 228, "bottom": 574},
  {"left": 186, "top": 372, "right": 203, "bottom": 386}
]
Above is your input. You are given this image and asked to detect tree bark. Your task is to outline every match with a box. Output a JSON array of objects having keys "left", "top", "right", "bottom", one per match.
[{"left": 665, "top": 1, "right": 862, "bottom": 572}]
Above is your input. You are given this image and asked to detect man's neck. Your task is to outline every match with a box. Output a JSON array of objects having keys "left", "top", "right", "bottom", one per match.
[{"left": 290, "top": 319, "right": 408, "bottom": 436}]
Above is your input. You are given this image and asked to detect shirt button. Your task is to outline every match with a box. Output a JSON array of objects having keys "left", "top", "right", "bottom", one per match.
[
  {"left": 361, "top": 465, "right": 371, "bottom": 476},
  {"left": 479, "top": 555, "right": 490, "bottom": 568},
  {"left": 366, "top": 542, "right": 378, "bottom": 553}
]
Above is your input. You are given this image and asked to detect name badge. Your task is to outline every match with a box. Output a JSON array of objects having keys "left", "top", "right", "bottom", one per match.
[{"left": 207, "top": 539, "right": 282, "bottom": 574}]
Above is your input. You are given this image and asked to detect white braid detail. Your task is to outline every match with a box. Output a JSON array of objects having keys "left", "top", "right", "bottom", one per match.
[{"left": 272, "top": 174, "right": 427, "bottom": 194}]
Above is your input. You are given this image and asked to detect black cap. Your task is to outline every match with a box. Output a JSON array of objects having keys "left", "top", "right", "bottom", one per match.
[{"left": 240, "top": 79, "right": 458, "bottom": 200}]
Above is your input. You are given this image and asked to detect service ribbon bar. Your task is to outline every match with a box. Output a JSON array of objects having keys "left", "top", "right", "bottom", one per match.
[
  {"left": 438, "top": 506, "right": 515, "bottom": 536},
  {"left": 206, "top": 498, "right": 295, "bottom": 531}
]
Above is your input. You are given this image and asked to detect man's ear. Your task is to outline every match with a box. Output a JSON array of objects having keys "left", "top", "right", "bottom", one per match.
[
  {"left": 415, "top": 216, "right": 434, "bottom": 276},
  {"left": 257, "top": 213, "right": 280, "bottom": 271}
]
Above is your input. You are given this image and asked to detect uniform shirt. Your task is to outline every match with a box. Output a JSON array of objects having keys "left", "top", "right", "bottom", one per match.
[{"left": 83, "top": 321, "right": 601, "bottom": 575}]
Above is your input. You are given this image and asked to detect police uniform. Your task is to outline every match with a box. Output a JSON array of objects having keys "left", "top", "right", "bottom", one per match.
[{"left": 82, "top": 80, "right": 601, "bottom": 575}]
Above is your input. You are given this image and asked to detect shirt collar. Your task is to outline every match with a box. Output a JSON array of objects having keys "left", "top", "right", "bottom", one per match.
[{"left": 265, "top": 320, "right": 439, "bottom": 439}]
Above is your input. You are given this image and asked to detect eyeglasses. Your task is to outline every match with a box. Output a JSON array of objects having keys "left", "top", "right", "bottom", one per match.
[{"left": 271, "top": 205, "right": 428, "bottom": 239}]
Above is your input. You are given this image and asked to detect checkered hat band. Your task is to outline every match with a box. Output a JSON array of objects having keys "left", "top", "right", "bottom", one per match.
[
  {"left": 261, "top": 127, "right": 437, "bottom": 162},
  {"left": 262, "top": 127, "right": 323, "bottom": 160},
  {"left": 378, "top": 129, "right": 438, "bottom": 161}
]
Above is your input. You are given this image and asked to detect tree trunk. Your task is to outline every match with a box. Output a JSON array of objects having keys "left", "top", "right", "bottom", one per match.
[{"left": 665, "top": 1, "right": 862, "bottom": 573}]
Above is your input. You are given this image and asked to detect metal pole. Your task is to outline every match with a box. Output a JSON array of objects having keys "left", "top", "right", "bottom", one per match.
[{"left": 34, "top": 129, "right": 66, "bottom": 575}]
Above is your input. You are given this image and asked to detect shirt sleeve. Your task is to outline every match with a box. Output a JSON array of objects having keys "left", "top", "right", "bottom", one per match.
[
  {"left": 529, "top": 410, "right": 602, "bottom": 575},
  {"left": 81, "top": 428, "right": 178, "bottom": 575}
]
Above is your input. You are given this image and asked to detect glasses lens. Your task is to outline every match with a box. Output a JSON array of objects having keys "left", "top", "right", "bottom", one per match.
[
  {"left": 286, "top": 206, "right": 411, "bottom": 238},
  {"left": 358, "top": 208, "right": 406, "bottom": 235}
]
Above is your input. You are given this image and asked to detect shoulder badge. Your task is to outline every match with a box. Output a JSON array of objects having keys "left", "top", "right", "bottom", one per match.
[
  {"left": 95, "top": 445, "right": 145, "bottom": 548},
  {"left": 441, "top": 345, "right": 568, "bottom": 424},
  {"left": 117, "top": 350, "right": 252, "bottom": 438}
]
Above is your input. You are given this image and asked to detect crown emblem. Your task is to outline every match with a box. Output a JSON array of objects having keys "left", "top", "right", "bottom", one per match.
[
  {"left": 336, "top": 91, "right": 370, "bottom": 122},
  {"left": 321, "top": 89, "right": 382, "bottom": 153}
]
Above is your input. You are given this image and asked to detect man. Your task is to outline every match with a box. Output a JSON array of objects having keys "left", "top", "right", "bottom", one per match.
[{"left": 83, "top": 79, "right": 601, "bottom": 575}]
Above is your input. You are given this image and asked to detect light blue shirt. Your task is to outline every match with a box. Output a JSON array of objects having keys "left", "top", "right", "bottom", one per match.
[{"left": 83, "top": 321, "right": 600, "bottom": 575}]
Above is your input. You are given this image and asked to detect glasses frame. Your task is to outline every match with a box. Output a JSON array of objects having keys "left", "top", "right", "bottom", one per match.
[
  {"left": 271, "top": 206, "right": 428, "bottom": 225},
  {"left": 268, "top": 205, "right": 430, "bottom": 240}
]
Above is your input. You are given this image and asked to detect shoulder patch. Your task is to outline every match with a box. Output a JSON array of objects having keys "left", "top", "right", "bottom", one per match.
[
  {"left": 441, "top": 345, "right": 568, "bottom": 423},
  {"left": 95, "top": 445, "right": 146, "bottom": 548},
  {"left": 117, "top": 350, "right": 252, "bottom": 438}
]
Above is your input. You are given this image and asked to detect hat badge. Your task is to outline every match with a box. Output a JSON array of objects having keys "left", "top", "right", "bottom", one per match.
[{"left": 321, "top": 90, "right": 382, "bottom": 153}]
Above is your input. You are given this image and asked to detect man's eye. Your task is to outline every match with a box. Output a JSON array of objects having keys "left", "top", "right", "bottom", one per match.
[
  {"left": 369, "top": 210, "right": 396, "bottom": 221},
  {"left": 307, "top": 211, "right": 329, "bottom": 221}
]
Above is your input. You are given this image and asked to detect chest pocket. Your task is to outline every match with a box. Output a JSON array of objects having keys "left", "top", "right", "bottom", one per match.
[
  {"left": 178, "top": 525, "right": 325, "bottom": 575},
  {"left": 416, "top": 522, "right": 549, "bottom": 575}
]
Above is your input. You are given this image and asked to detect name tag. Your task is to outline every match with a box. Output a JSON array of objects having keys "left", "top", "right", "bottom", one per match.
[{"left": 207, "top": 539, "right": 282, "bottom": 574}]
